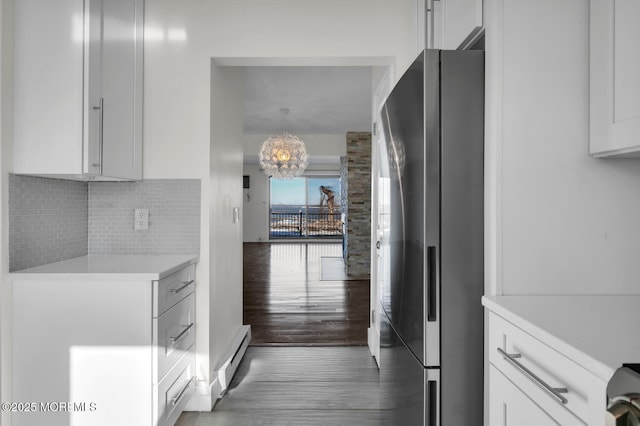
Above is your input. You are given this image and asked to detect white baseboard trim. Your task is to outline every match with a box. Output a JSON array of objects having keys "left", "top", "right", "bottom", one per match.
[
  {"left": 367, "top": 326, "right": 380, "bottom": 367},
  {"left": 186, "top": 376, "right": 220, "bottom": 412},
  {"left": 185, "top": 325, "right": 251, "bottom": 412}
]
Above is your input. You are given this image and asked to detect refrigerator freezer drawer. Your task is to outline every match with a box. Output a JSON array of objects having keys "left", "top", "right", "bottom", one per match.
[{"left": 380, "top": 308, "right": 440, "bottom": 426}]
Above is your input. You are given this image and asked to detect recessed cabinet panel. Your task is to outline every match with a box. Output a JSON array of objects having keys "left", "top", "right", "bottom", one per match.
[
  {"left": 614, "top": 0, "right": 640, "bottom": 123},
  {"left": 100, "top": 0, "right": 143, "bottom": 180},
  {"left": 490, "top": 365, "right": 584, "bottom": 426},
  {"left": 154, "top": 264, "right": 196, "bottom": 317},
  {"left": 590, "top": 0, "right": 640, "bottom": 157},
  {"left": 13, "top": 0, "right": 85, "bottom": 176},
  {"left": 154, "top": 293, "right": 196, "bottom": 383}
]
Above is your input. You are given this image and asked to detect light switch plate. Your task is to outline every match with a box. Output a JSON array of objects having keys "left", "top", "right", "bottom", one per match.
[{"left": 134, "top": 208, "right": 149, "bottom": 230}]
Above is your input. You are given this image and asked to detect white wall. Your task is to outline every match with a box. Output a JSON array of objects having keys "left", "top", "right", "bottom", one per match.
[
  {"left": 142, "top": 0, "right": 418, "bottom": 408},
  {"left": 485, "top": 0, "right": 640, "bottom": 295},
  {"left": 143, "top": 1, "right": 214, "bottom": 392},
  {"left": 209, "top": 64, "right": 244, "bottom": 377},
  {"left": 242, "top": 164, "right": 270, "bottom": 242},
  {"left": 244, "top": 134, "right": 347, "bottom": 158},
  {"left": 1, "top": 0, "right": 12, "bottom": 423}
]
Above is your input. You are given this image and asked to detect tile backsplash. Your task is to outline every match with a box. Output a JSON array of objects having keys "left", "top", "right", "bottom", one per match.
[
  {"left": 89, "top": 179, "right": 201, "bottom": 255},
  {"left": 9, "top": 175, "right": 88, "bottom": 271},
  {"left": 9, "top": 176, "right": 201, "bottom": 271}
]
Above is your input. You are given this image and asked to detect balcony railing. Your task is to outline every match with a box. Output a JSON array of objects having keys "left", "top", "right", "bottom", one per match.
[{"left": 270, "top": 211, "right": 343, "bottom": 239}]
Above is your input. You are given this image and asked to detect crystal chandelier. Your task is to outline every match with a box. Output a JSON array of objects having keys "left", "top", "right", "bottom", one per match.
[{"left": 259, "top": 133, "right": 309, "bottom": 179}]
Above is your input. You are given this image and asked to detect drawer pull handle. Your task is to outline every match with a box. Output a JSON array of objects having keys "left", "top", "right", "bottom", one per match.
[
  {"left": 170, "top": 280, "right": 194, "bottom": 295},
  {"left": 497, "top": 347, "right": 569, "bottom": 405},
  {"left": 170, "top": 323, "right": 194, "bottom": 344},
  {"left": 170, "top": 375, "right": 195, "bottom": 407}
]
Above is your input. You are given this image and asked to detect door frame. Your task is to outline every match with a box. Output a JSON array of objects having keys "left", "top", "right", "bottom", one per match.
[{"left": 368, "top": 69, "right": 392, "bottom": 366}]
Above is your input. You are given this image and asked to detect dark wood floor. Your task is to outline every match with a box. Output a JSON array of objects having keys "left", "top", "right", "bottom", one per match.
[
  {"left": 176, "top": 346, "right": 390, "bottom": 426},
  {"left": 176, "top": 244, "right": 378, "bottom": 425},
  {"left": 243, "top": 242, "right": 370, "bottom": 346}
]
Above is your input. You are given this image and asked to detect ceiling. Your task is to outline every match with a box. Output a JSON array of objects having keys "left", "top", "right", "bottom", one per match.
[{"left": 243, "top": 66, "right": 373, "bottom": 135}]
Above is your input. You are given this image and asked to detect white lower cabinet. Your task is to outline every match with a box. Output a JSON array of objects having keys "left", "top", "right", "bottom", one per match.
[
  {"left": 155, "top": 293, "right": 196, "bottom": 384},
  {"left": 12, "top": 262, "right": 196, "bottom": 426},
  {"left": 488, "top": 312, "right": 606, "bottom": 425},
  {"left": 154, "top": 349, "right": 196, "bottom": 426}
]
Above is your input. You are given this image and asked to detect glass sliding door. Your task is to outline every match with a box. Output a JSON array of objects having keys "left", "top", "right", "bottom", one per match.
[
  {"left": 270, "top": 178, "right": 307, "bottom": 238},
  {"left": 269, "top": 176, "right": 342, "bottom": 239}
]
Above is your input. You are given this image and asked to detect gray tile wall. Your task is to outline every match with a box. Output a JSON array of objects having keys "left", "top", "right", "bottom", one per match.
[
  {"left": 89, "top": 179, "right": 201, "bottom": 255},
  {"left": 9, "top": 174, "right": 89, "bottom": 271}
]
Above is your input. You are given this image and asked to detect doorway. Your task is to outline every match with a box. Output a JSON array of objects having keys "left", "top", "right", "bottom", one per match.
[{"left": 237, "top": 62, "right": 390, "bottom": 352}]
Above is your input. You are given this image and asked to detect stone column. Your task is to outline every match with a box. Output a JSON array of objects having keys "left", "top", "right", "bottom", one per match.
[{"left": 344, "top": 131, "right": 371, "bottom": 279}]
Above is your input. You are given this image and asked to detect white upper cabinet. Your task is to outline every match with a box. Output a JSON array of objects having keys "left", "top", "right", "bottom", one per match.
[
  {"left": 14, "top": 0, "right": 143, "bottom": 180},
  {"left": 590, "top": 0, "right": 640, "bottom": 158},
  {"left": 432, "top": 0, "right": 483, "bottom": 49}
]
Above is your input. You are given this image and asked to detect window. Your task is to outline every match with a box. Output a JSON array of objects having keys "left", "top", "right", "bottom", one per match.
[{"left": 269, "top": 176, "right": 342, "bottom": 238}]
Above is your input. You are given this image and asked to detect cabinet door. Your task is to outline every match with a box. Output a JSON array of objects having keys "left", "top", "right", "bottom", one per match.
[
  {"left": 490, "top": 365, "right": 586, "bottom": 426},
  {"left": 13, "top": 0, "right": 86, "bottom": 176},
  {"left": 87, "top": 0, "right": 143, "bottom": 180},
  {"left": 433, "top": 0, "right": 482, "bottom": 49},
  {"left": 590, "top": 0, "right": 640, "bottom": 157}
]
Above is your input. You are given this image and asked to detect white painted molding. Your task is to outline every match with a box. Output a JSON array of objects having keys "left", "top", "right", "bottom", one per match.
[
  {"left": 484, "top": 0, "right": 504, "bottom": 297},
  {"left": 185, "top": 376, "right": 220, "bottom": 412},
  {"left": 367, "top": 326, "right": 380, "bottom": 367}
]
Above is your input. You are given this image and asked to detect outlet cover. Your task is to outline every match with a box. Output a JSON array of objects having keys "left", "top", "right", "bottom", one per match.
[{"left": 134, "top": 208, "right": 149, "bottom": 230}]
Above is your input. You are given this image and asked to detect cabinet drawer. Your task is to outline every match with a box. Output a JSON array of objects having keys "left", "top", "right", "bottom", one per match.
[
  {"left": 154, "top": 292, "right": 195, "bottom": 383},
  {"left": 490, "top": 364, "right": 585, "bottom": 426},
  {"left": 489, "top": 312, "right": 592, "bottom": 423},
  {"left": 154, "top": 350, "right": 195, "bottom": 426},
  {"left": 154, "top": 264, "right": 195, "bottom": 317}
]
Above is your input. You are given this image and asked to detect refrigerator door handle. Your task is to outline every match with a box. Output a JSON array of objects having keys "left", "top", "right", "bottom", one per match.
[
  {"left": 427, "top": 246, "right": 437, "bottom": 322},
  {"left": 425, "top": 245, "right": 440, "bottom": 366},
  {"left": 425, "top": 369, "right": 440, "bottom": 426}
]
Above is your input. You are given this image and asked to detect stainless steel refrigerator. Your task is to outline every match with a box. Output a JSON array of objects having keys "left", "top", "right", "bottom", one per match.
[{"left": 377, "top": 49, "right": 484, "bottom": 425}]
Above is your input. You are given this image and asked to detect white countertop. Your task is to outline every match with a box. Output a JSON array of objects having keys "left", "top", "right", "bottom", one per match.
[
  {"left": 11, "top": 254, "right": 199, "bottom": 281},
  {"left": 483, "top": 295, "right": 640, "bottom": 382}
]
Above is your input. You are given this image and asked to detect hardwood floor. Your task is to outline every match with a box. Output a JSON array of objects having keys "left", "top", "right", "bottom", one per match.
[
  {"left": 243, "top": 242, "right": 370, "bottom": 346},
  {"left": 176, "top": 346, "right": 390, "bottom": 426},
  {"left": 176, "top": 243, "right": 379, "bottom": 425}
]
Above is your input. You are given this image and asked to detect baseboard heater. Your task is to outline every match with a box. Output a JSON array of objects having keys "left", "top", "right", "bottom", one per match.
[{"left": 216, "top": 325, "right": 251, "bottom": 398}]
